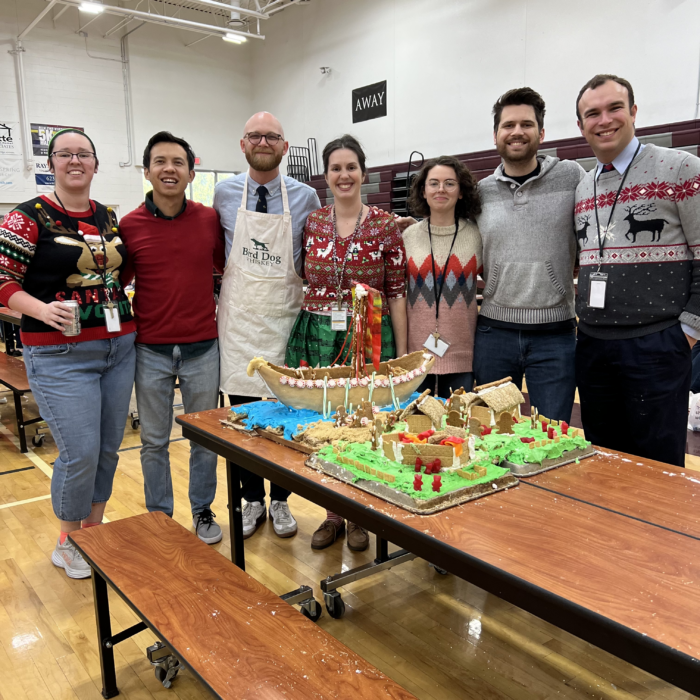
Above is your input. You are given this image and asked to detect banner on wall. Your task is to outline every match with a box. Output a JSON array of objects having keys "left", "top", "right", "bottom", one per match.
[
  {"left": 31, "top": 123, "right": 83, "bottom": 193},
  {"left": 0, "top": 158, "right": 23, "bottom": 193},
  {"left": 0, "top": 122, "right": 21, "bottom": 157},
  {"left": 352, "top": 81, "right": 387, "bottom": 124}
]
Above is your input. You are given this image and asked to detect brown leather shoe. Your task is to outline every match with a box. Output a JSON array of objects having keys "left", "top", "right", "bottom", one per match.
[
  {"left": 311, "top": 519, "right": 345, "bottom": 550},
  {"left": 347, "top": 522, "right": 369, "bottom": 551}
]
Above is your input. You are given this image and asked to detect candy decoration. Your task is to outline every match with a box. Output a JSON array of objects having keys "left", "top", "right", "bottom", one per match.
[
  {"left": 547, "top": 426, "right": 556, "bottom": 440},
  {"left": 561, "top": 421, "right": 569, "bottom": 435},
  {"left": 541, "top": 421, "right": 548, "bottom": 433},
  {"left": 279, "top": 375, "right": 288, "bottom": 385},
  {"left": 481, "top": 427, "right": 492, "bottom": 436},
  {"left": 432, "top": 474, "right": 442, "bottom": 492},
  {"left": 413, "top": 474, "right": 423, "bottom": 491},
  {"left": 414, "top": 458, "right": 423, "bottom": 473}
]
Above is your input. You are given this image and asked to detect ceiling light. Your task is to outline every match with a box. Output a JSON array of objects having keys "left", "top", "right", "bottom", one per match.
[
  {"left": 223, "top": 33, "right": 247, "bottom": 44},
  {"left": 80, "top": 1, "right": 104, "bottom": 13}
]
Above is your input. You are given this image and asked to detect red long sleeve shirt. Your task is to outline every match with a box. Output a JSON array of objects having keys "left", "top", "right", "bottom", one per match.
[{"left": 120, "top": 198, "right": 225, "bottom": 345}]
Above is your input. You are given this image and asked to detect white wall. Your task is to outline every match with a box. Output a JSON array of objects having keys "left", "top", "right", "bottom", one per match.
[
  {"left": 0, "top": 0, "right": 254, "bottom": 214},
  {"left": 251, "top": 0, "right": 700, "bottom": 169}
]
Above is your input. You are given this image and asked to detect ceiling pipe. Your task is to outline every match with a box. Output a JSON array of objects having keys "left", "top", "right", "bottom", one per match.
[
  {"left": 118, "top": 22, "right": 145, "bottom": 168},
  {"left": 178, "top": 0, "right": 269, "bottom": 20},
  {"left": 47, "top": 0, "right": 265, "bottom": 40},
  {"left": 19, "top": 0, "right": 59, "bottom": 40}
]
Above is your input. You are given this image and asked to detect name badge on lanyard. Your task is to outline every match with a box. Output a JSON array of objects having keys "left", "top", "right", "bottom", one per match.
[
  {"left": 588, "top": 272, "right": 608, "bottom": 309},
  {"left": 331, "top": 303, "right": 349, "bottom": 331}
]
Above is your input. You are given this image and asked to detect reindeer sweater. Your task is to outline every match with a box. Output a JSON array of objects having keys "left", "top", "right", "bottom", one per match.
[
  {"left": 0, "top": 196, "right": 135, "bottom": 345},
  {"left": 575, "top": 144, "right": 700, "bottom": 339}
]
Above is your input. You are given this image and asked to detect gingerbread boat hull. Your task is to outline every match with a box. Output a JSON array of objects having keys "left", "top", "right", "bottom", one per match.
[{"left": 247, "top": 351, "right": 436, "bottom": 413}]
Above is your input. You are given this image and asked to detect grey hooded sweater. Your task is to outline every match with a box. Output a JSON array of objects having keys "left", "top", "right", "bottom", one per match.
[{"left": 476, "top": 155, "right": 585, "bottom": 325}]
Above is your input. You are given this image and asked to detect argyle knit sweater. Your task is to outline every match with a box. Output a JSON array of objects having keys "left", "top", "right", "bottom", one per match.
[
  {"left": 575, "top": 144, "right": 700, "bottom": 339},
  {"left": 403, "top": 218, "right": 482, "bottom": 373}
]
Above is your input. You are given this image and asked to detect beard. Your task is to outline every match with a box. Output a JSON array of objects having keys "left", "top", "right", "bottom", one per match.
[
  {"left": 496, "top": 139, "right": 539, "bottom": 165},
  {"left": 246, "top": 147, "right": 284, "bottom": 172}
]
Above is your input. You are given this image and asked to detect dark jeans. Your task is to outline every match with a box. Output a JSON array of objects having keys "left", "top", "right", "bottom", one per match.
[
  {"left": 575, "top": 325, "right": 691, "bottom": 467},
  {"left": 691, "top": 343, "right": 700, "bottom": 394},
  {"left": 418, "top": 372, "right": 473, "bottom": 399},
  {"left": 473, "top": 326, "right": 576, "bottom": 422},
  {"left": 228, "top": 394, "right": 291, "bottom": 503}
]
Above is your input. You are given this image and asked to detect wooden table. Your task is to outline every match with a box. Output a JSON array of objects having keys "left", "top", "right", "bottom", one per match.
[{"left": 177, "top": 407, "right": 700, "bottom": 695}]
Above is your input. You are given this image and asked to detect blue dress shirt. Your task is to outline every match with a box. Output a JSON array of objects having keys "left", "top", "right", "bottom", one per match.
[
  {"left": 594, "top": 136, "right": 644, "bottom": 179},
  {"left": 213, "top": 172, "right": 321, "bottom": 276}
]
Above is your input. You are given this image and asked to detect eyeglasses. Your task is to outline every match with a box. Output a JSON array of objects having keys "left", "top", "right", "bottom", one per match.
[
  {"left": 50, "top": 151, "right": 96, "bottom": 162},
  {"left": 245, "top": 133, "right": 283, "bottom": 146},
  {"left": 425, "top": 179, "right": 458, "bottom": 191}
]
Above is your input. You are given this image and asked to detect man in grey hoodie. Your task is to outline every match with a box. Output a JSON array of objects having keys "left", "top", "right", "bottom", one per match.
[{"left": 474, "top": 87, "right": 585, "bottom": 422}]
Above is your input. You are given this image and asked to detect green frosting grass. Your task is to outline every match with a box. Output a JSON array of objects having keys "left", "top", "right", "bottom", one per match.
[
  {"left": 477, "top": 421, "right": 588, "bottom": 465},
  {"left": 317, "top": 442, "right": 509, "bottom": 501}
]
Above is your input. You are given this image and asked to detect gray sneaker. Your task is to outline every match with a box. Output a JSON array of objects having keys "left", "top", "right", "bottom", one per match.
[
  {"left": 270, "top": 500, "right": 298, "bottom": 538},
  {"left": 51, "top": 537, "right": 91, "bottom": 579},
  {"left": 242, "top": 501, "right": 266, "bottom": 539},
  {"left": 193, "top": 508, "right": 222, "bottom": 544}
]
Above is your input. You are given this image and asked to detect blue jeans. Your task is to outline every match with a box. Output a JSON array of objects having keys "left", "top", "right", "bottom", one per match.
[
  {"left": 24, "top": 333, "right": 136, "bottom": 522},
  {"left": 135, "top": 342, "right": 220, "bottom": 516},
  {"left": 473, "top": 325, "right": 576, "bottom": 422}
]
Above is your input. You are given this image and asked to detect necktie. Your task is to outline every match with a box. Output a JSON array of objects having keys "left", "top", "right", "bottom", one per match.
[
  {"left": 601, "top": 163, "right": 615, "bottom": 173},
  {"left": 256, "top": 185, "right": 268, "bottom": 213}
]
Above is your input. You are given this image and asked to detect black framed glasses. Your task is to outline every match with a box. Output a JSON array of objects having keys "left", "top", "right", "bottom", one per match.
[
  {"left": 244, "top": 133, "right": 283, "bottom": 146},
  {"left": 50, "top": 151, "right": 97, "bottom": 162}
]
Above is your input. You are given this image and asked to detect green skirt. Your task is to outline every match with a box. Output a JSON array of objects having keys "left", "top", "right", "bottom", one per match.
[{"left": 285, "top": 310, "right": 396, "bottom": 368}]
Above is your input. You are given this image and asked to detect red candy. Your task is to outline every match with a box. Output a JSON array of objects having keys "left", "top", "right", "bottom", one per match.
[
  {"left": 413, "top": 474, "right": 423, "bottom": 491},
  {"left": 417, "top": 429, "right": 435, "bottom": 440},
  {"left": 432, "top": 474, "right": 442, "bottom": 492},
  {"left": 561, "top": 421, "right": 569, "bottom": 435},
  {"left": 481, "top": 427, "right": 492, "bottom": 436},
  {"left": 520, "top": 437, "right": 535, "bottom": 444},
  {"left": 414, "top": 458, "right": 423, "bottom": 473},
  {"left": 547, "top": 427, "right": 555, "bottom": 440},
  {"left": 541, "top": 421, "right": 548, "bottom": 432}
]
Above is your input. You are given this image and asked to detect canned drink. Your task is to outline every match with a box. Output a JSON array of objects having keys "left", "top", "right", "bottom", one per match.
[{"left": 62, "top": 300, "right": 81, "bottom": 337}]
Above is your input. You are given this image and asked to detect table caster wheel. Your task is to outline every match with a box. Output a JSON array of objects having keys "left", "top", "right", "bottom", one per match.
[
  {"left": 300, "top": 598, "right": 322, "bottom": 622},
  {"left": 429, "top": 562, "right": 448, "bottom": 575},
  {"left": 154, "top": 663, "right": 179, "bottom": 688},
  {"left": 131, "top": 417, "right": 140, "bottom": 429},
  {"left": 324, "top": 591, "right": 345, "bottom": 619},
  {"left": 32, "top": 434, "right": 45, "bottom": 447}
]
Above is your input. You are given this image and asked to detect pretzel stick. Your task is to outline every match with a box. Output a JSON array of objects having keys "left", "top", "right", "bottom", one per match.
[{"left": 474, "top": 376, "right": 512, "bottom": 392}]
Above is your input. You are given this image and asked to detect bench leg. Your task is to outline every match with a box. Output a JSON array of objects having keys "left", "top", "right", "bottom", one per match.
[
  {"left": 13, "top": 392, "right": 27, "bottom": 454},
  {"left": 226, "top": 460, "right": 245, "bottom": 570},
  {"left": 92, "top": 571, "right": 119, "bottom": 699}
]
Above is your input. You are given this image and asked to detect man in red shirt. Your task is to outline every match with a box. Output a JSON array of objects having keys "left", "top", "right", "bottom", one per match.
[{"left": 121, "top": 131, "right": 225, "bottom": 543}]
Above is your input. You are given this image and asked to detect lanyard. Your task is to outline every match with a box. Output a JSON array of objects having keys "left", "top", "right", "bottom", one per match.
[
  {"left": 428, "top": 218, "right": 459, "bottom": 324},
  {"left": 331, "top": 204, "right": 364, "bottom": 310},
  {"left": 53, "top": 192, "right": 114, "bottom": 306},
  {"left": 592, "top": 142, "right": 641, "bottom": 271}
]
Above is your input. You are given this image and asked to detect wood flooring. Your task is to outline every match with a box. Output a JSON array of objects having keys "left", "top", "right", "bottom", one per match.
[{"left": 0, "top": 381, "right": 697, "bottom": 700}]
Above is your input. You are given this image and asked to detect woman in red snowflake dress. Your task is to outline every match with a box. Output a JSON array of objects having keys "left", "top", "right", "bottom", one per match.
[
  {"left": 0, "top": 129, "right": 135, "bottom": 579},
  {"left": 285, "top": 134, "right": 407, "bottom": 552}
]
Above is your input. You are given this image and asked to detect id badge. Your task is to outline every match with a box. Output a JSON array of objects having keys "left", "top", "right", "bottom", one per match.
[
  {"left": 104, "top": 305, "right": 122, "bottom": 333},
  {"left": 423, "top": 333, "right": 450, "bottom": 358},
  {"left": 331, "top": 305, "right": 348, "bottom": 332},
  {"left": 588, "top": 272, "right": 608, "bottom": 309}
]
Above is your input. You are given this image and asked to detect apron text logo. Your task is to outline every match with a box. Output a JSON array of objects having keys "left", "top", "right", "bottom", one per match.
[{"left": 242, "top": 247, "right": 282, "bottom": 266}]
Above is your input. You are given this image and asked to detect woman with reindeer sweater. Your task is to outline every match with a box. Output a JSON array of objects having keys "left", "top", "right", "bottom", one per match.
[{"left": 0, "top": 129, "right": 135, "bottom": 579}]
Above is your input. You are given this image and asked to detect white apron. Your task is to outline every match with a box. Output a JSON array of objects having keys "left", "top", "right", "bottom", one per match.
[{"left": 218, "top": 175, "right": 304, "bottom": 396}]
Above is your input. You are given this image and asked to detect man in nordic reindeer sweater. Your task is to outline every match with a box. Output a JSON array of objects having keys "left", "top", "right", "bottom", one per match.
[{"left": 575, "top": 74, "right": 700, "bottom": 467}]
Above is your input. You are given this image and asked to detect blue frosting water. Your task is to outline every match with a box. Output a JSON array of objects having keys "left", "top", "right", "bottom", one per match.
[{"left": 236, "top": 393, "right": 422, "bottom": 441}]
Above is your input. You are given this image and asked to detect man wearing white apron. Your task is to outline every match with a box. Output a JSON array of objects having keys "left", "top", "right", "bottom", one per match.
[{"left": 214, "top": 112, "right": 320, "bottom": 540}]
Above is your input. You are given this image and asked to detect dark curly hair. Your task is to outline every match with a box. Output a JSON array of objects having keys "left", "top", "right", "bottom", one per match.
[{"left": 407, "top": 156, "right": 481, "bottom": 220}]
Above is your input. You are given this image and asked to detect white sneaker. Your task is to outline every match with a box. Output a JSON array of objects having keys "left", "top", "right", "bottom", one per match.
[
  {"left": 242, "top": 501, "right": 266, "bottom": 539},
  {"left": 270, "top": 500, "right": 298, "bottom": 538},
  {"left": 51, "top": 537, "right": 91, "bottom": 579}
]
